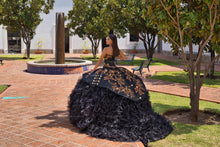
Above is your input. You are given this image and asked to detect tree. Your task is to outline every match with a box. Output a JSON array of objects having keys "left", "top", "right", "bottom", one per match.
[
  {"left": 68, "top": 0, "right": 110, "bottom": 59},
  {"left": 148, "top": 0, "right": 219, "bottom": 121},
  {"left": 0, "top": 4, "right": 2, "bottom": 18},
  {"left": 108, "top": 0, "right": 159, "bottom": 59},
  {"left": 205, "top": 25, "right": 220, "bottom": 79},
  {"left": 0, "top": 0, "right": 54, "bottom": 59}
]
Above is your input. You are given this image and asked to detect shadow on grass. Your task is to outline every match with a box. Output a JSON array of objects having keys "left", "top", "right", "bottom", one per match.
[
  {"left": 172, "top": 122, "right": 199, "bottom": 135},
  {"left": 35, "top": 110, "right": 80, "bottom": 133},
  {"left": 152, "top": 103, "right": 189, "bottom": 114},
  {"left": 203, "top": 108, "right": 220, "bottom": 113},
  {"left": 152, "top": 103, "right": 200, "bottom": 135}
]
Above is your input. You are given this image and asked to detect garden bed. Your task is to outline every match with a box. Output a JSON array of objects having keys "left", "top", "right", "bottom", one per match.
[{"left": 163, "top": 108, "right": 220, "bottom": 125}]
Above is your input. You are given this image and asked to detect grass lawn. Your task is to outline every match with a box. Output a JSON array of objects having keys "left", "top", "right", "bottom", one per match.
[
  {"left": 149, "top": 71, "right": 220, "bottom": 88},
  {"left": 149, "top": 91, "right": 220, "bottom": 147},
  {"left": 0, "top": 54, "right": 45, "bottom": 61},
  {"left": 117, "top": 57, "right": 182, "bottom": 66},
  {"left": 81, "top": 55, "right": 182, "bottom": 66},
  {"left": 81, "top": 55, "right": 101, "bottom": 62},
  {"left": 0, "top": 85, "right": 9, "bottom": 94}
]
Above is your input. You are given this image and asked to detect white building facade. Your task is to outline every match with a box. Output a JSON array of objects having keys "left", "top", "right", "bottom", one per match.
[
  {"left": 0, "top": 0, "right": 166, "bottom": 55},
  {"left": 0, "top": 0, "right": 216, "bottom": 64}
]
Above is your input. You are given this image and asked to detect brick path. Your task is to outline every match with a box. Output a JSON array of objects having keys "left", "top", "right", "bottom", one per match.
[
  {"left": 0, "top": 53, "right": 219, "bottom": 147},
  {"left": 140, "top": 65, "right": 220, "bottom": 104}
]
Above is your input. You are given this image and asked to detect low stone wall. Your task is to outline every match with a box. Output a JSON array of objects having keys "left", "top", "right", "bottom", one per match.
[
  {"left": 31, "top": 49, "right": 53, "bottom": 54},
  {"left": 27, "top": 59, "right": 92, "bottom": 74}
]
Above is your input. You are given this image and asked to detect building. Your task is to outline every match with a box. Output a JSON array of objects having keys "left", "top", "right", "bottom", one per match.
[
  {"left": 0, "top": 0, "right": 170, "bottom": 55},
  {"left": 0, "top": 0, "right": 218, "bottom": 64}
]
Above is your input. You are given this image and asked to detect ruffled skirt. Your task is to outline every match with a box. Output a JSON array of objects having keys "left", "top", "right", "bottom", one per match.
[{"left": 68, "top": 79, "right": 173, "bottom": 145}]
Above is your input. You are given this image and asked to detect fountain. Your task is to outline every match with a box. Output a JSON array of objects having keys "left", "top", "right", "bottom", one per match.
[
  {"left": 55, "top": 12, "right": 65, "bottom": 64},
  {"left": 27, "top": 12, "right": 92, "bottom": 74}
]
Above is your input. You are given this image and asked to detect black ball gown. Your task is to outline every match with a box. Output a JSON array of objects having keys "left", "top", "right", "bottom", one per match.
[{"left": 68, "top": 55, "right": 173, "bottom": 146}]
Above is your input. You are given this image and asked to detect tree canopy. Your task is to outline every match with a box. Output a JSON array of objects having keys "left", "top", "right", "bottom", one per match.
[
  {"left": 68, "top": 0, "right": 111, "bottom": 58},
  {"left": 0, "top": 0, "right": 54, "bottom": 58},
  {"left": 147, "top": 0, "right": 219, "bottom": 121},
  {"left": 106, "top": 0, "right": 159, "bottom": 58}
]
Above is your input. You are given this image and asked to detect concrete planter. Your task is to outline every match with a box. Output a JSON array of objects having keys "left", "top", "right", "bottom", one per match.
[
  {"left": 35, "top": 51, "right": 43, "bottom": 54},
  {"left": 83, "top": 50, "right": 89, "bottom": 54},
  {"left": 131, "top": 50, "right": 138, "bottom": 54}
]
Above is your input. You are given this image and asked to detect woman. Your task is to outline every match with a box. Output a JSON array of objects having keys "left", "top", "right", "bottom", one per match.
[{"left": 68, "top": 34, "right": 173, "bottom": 146}]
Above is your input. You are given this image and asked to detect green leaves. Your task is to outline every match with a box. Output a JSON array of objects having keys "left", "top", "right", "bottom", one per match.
[
  {"left": 149, "top": 0, "right": 219, "bottom": 49},
  {"left": 68, "top": 0, "right": 110, "bottom": 57},
  {"left": 0, "top": 0, "right": 54, "bottom": 39},
  {"left": 68, "top": 0, "right": 110, "bottom": 39},
  {"left": 0, "top": 0, "right": 54, "bottom": 58}
]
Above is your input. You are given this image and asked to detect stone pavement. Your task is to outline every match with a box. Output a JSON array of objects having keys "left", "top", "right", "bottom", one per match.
[{"left": 0, "top": 53, "right": 219, "bottom": 147}]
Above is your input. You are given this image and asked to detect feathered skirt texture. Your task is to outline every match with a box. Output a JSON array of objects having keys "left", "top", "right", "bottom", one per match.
[{"left": 68, "top": 79, "right": 173, "bottom": 144}]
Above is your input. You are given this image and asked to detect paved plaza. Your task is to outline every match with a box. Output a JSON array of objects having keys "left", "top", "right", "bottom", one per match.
[{"left": 0, "top": 53, "right": 219, "bottom": 147}]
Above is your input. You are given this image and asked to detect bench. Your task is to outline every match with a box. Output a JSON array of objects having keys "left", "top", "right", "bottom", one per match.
[
  {"left": 131, "top": 58, "right": 152, "bottom": 76},
  {"left": 116, "top": 54, "right": 136, "bottom": 65}
]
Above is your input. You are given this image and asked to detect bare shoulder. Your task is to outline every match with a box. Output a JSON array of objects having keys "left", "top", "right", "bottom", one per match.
[
  {"left": 102, "top": 47, "right": 111, "bottom": 54},
  {"left": 103, "top": 47, "right": 111, "bottom": 51}
]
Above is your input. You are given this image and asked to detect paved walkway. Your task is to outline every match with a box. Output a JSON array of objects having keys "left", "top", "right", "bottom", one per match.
[{"left": 0, "top": 53, "right": 219, "bottom": 147}]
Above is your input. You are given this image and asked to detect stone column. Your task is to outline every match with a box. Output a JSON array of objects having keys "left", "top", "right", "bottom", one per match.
[
  {"left": 55, "top": 12, "right": 65, "bottom": 64},
  {"left": 2, "top": 26, "right": 8, "bottom": 54}
]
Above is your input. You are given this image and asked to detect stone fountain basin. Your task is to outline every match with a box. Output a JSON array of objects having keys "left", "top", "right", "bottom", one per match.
[{"left": 27, "top": 59, "right": 92, "bottom": 74}]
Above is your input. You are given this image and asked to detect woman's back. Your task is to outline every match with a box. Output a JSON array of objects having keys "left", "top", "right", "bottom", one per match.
[{"left": 68, "top": 35, "right": 173, "bottom": 147}]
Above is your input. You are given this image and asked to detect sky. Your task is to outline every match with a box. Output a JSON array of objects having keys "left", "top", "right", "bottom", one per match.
[{"left": 54, "top": 0, "right": 73, "bottom": 9}]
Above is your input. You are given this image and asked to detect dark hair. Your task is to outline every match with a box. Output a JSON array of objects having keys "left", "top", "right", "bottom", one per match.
[{"left": 108, "top": 34, "right": 120, "bottom": 57}]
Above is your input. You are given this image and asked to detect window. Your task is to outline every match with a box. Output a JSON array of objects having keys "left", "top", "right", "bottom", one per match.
[
  {"left": 130, "top": 33, "right": 139, "bottom": 42},
  {"left": 8, "top": 31, "right": 21, "bottom": 53}
]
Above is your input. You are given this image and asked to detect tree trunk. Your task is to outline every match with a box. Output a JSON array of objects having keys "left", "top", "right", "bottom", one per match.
[
  {"left": 91, "top": 42, "right": 99, "bottom": 59},
  {"left": 143, "top": 41, "right": 150, "bottom": 59},
  {"left": 91, "top": 43, "right": 97, "bottom": 59},
  {"left": 26, "top": 41, "right": 31, "bottom": 59},
  {"left": 93, "top": 45, "right": 97, "bottom": 59},
  {"left": 88, "top": 37, "right": 101, "bottom": 59},
  {"left": 139, "top": 33, "right": 149, "bottom": 59},
  {"left": 139, "top": 32, "right": 157, "bottom": 59},
  {"left": 22, "top": 32, "right": 31, "bottom": 59},
  {"left": 191, "top": 60, "right": 202, "bottom": 122},
  {"left": 188, "top": 40, "right": 199, "bottom": 122},
  {"left": 208, "top": 49, "right": 215, "bottom": 79},
  {"left": 189, "top": 68, "right": 197, "bottom": 121},
  {"left": 93, "top": 40, "right": 100, "bottom": 59},
  {"left": 88, "top": 37, "right": 96, "bottom": 59},
  {"left": 148, "top": 48, "right": 154, "bottom": 59},
  {"left": 148, "top": 34, "right": 156, "bottom": 59},
  {"left": 147, "top": 33, "right": 153, "bottom": 59}
]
